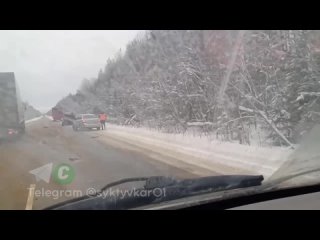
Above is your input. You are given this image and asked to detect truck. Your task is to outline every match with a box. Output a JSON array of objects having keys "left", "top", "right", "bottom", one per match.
[
  {"left": 51, "top": 107, "right": 64, "bottom": 121},
  {"left": 0, "top": 72, "right": 25, "bottom": 140}
]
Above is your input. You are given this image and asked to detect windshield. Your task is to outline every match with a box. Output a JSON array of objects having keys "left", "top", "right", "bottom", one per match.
[{"left": 1, "top": 30, "right": 320, "bottom": 210}]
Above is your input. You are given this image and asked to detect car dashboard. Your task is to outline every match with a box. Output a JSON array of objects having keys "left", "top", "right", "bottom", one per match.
[{"left": 230, "top": 191, "right": 320, "bottom": 210}]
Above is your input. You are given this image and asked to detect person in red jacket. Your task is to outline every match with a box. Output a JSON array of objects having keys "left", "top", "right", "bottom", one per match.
[{"left": 99, "top": 113, "right": 107, "bottom": 130}]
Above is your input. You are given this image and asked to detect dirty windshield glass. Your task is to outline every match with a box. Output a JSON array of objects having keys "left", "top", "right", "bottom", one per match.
[{"left": 1, "top": 30, "right": 320, "bottom": 210}]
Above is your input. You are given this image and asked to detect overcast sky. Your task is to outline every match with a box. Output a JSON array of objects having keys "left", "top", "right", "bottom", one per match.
[{"left": 0, "top": 30, "right": 143, "bottom": 112}]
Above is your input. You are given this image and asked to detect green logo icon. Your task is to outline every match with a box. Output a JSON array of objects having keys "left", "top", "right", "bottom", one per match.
[{"left": 52, "top": 163, "right": 75, "bottom": 185}]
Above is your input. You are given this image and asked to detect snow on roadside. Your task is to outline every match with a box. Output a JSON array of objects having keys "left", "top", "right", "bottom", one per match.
[
  {"left": 25, "top": 116, "right": 43, "bottom": 124},
  {"left": 100, "top": 124, "right": 293, "bottom": 178},
  {"left": 45, "top": 115, "right": 53, "bottom": 121}
]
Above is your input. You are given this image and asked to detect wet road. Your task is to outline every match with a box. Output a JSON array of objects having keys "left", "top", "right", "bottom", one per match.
[{"left": 0, "top": 117, "right": 195, "bottom": 210}]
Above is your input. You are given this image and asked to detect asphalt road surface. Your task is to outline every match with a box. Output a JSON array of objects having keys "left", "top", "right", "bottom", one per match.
[{"left": 0, "top": 117, "right": 199, "bottom": 210}]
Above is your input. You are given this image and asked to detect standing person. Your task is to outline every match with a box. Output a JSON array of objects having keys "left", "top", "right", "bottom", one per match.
[{"left": 99, "top": 113, "right": 107, "bottom": 130}]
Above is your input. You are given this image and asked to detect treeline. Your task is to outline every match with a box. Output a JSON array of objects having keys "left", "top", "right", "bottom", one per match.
[{"left": 56, "top": 30, "right": 320, "bottom": 147}]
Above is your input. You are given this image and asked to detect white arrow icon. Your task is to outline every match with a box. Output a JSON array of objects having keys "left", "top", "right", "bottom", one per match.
[{"left": 29, "top": 163, "right": 53, "bottom": 183}]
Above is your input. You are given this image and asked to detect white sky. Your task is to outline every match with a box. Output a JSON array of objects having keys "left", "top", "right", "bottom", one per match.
[{"left": 0, "top": 30, "right": 143, "bottom": 112}]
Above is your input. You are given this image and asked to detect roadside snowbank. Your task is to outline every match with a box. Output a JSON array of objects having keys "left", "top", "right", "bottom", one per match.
[
  {"left": 100, "top": 124, "right": 293, "bottom": 178},
  {"left": 45, "top": 115, "right": 53, "bottom": 121},
  {"left": 25, "top": 116, "right": 43, "bottom": 124}
]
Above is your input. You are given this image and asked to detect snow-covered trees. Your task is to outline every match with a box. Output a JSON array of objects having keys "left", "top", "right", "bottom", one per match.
[{"left": 56, "top": 30, "right": 320, "bottom": 146}]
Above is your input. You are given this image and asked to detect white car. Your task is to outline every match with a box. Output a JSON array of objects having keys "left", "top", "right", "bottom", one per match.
[{"left": 72, "top": 114, "right": 101, "bottom": 131}]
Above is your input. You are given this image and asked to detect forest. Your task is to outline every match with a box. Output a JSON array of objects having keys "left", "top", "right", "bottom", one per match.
[{"left": 56, "top": 30, "right": 320, "bottom": 147}]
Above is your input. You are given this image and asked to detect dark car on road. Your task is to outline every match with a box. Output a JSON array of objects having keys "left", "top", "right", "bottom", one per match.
[
  {"left": 62, "top": 112, "right": 76, "bottom": 126},
  {"left": 72, "top": 114, "right": 101, "bottom": 131}
]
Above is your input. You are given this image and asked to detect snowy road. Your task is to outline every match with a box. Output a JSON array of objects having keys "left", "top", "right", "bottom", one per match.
[
  {"left": 94, "top": 124, "right": 292, "bottom": 178},
  {"left": 0, "top": 116, "right": 293, "bottom": 209},
  {"left": 0, "top": 117, "right": 202, "bottom": 210}
]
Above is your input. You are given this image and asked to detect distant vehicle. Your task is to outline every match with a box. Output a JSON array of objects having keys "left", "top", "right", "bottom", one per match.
[
  {"left": 0, "top": 72, "right": 25, "bottom": 140},
  {"left": 72, "top": 114, "right": 101, "bottom": 131},
  {"left": 62, "top": 112, "right": 75, "bottom": 126},
  {"left": 52, "top": 107, "right": 64, "bottom": 121}
]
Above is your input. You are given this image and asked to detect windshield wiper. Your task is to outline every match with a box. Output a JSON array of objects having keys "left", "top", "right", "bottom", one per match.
[
  {"left": 263, "top": 167, "right": 320, "bottom": 190},
  {"left": 45, "top": 175, "right": 263, "bottom": 210}
]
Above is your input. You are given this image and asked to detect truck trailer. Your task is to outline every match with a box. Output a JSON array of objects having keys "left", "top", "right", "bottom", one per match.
[{"left": 0, "top": 72, "right": 25, "bottom": 140}]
